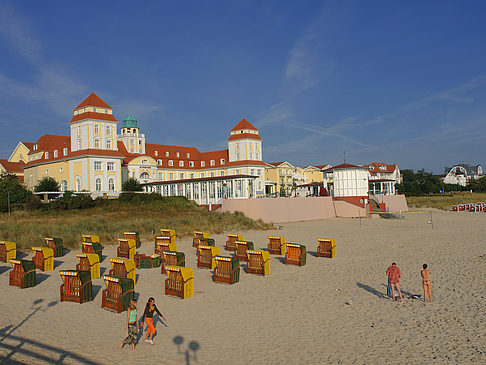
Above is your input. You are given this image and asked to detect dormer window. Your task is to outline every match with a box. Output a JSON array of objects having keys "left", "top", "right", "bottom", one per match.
[
  {"left": 189, "top": 161, "right": 194, "bottom": 167},
  {"left": 176, "top": 152, "right": 180, "bottom": 157},
  {"left": 155, "top": 151, "right": 158, "bottom": 156},
  {"left": 201, "top": 161, "right": 205, "bottom": 167},
  {"left": 168, "top": 160, "right": 173, "bottom": 166},
  {"left": 141, "top": 159, "right": 148, "bottom": 164},
  {"left": 63, "top": 148, "right": 68, "bottom": 156},
  {"left": 54, "top": 150, "right": 58, "bottom": 158},
  {"left": 210, "top": 160, "right": 215, "bottom": 166},
  {"left": 157, "top": 159, "right": 162, "bottom": 166},
  {"left": 220, "top": 159, "right": 225, "bottom": 165},
  {"left": 166, "top": 152, "right": 169, "bottom": 157},
  {"left": 45, "top": 152, "right": 49, "bottom": 159},
  {"left": 379, "top": 165, "right": 386, "bottom": 170},
  {"left": 186, "top": 153, "right": 190, "bottom": 158},
  {"left": 179, "top": 161, "right": 184, "bottom": 167}
]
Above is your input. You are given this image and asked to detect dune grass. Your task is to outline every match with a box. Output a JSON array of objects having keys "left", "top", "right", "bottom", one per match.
[
  {"left": 406, "top": 192, "right": 486, "bottom": 210},
  {"left": 0, "top": 198, "right": 273, "bottom": 252}
]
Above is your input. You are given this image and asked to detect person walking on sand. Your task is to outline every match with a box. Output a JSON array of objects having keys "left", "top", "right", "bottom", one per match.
[
  {"left": 386, "top": 263, "right": 403, "bottom": 302},
  {"left": 140, "top": 297, "right": 166, "bottom": 345},
  {"left": 120, "top": 299, "right": 139, "bottom": 350},
  {"left": 421, "top": 264, "right": 432, "bottom": 303}
]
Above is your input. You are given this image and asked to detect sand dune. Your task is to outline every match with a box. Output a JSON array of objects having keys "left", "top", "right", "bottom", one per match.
[{"left": 1, "top": 209, "right": 485, "bottom": 364}]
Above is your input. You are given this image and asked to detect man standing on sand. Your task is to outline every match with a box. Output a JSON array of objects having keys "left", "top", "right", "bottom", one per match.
[
  {"left": 386, "top": 262, "right": 404, "bottom": 302},
  {"left": 421, "top": 264, "right": 432, "bottom": 303}
]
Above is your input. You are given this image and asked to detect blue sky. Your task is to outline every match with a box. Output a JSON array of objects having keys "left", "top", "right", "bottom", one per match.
[{"left": 0, "top": 0, "right": 485, "bottom": 173}]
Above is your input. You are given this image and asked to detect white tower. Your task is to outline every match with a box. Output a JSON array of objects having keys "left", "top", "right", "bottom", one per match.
[
  {"left": 118, "top": 114, "right": 146, "bottom": 154},
  {"left": 228, "top": 118, "right": 262, "bottom": 162}
]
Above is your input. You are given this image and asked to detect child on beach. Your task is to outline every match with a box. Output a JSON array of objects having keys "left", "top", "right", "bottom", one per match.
[
  {"left": 120, "top": 299, "right": 139, "bottom": 350},
  {"left": 386, "top": 262, "right": 404, "bottom": 302},
  {"left": 140, "top": 297, "right": 166, "bottom": 344},
  {"left": 421, "top": 264, "right": 432, "bottom": 303}
]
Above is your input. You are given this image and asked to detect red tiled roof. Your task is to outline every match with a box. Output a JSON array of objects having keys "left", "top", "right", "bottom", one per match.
[
  {"left": 21, "top": 142, "right": 34, "bottom": 150},
  {"left": 227, "top": 160, "right": 267, "bottom": 167},
  {"left": 143, "top": 174, "right": 257, "bottom": 185},
  {"left": 366, "top": 162, "right": 397, "bottom": 175},
  {"left": 228, "top": 133, "right": 262, "bottom": 141},
  {"left": 267, "top": 161, "right": 285, "bottom": 167},
  {"left": 325, "top": 163, "right": 367, "bottom": 171},
  {"left": 70, "top": 112, "right": 118, "bottom": 124},
  {"left": 0, "top": 159, "right": 24, "bottom": 173},
  {"left": 231, "top": 118, "right": 258, "bottom": 131},
  {"left": 27, "top": 135, "right": 70, "bottom": 155},
  {"left": 74, "top": 92, "right": 112, "bottom": 110}
]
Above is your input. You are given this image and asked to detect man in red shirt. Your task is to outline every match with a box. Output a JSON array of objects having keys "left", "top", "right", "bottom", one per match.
[{"left": 386, "top": 262, "right": 404, "bottom": 302}]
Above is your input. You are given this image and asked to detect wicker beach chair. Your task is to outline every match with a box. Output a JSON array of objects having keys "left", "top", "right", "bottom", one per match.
[
  {"left": 246, "top": 250, "right": 271, "bottom": 276},
  {"left": 197, "top": 246, "right": 220, "bottom": 269},
  {"left": 76, "top": 253, "right": 101, "bottom": 279},
  {"left": 165, "top": 266, "right": 194, "bottom": 299},
  {"left": 193, "top": 231, "right": 213, "bottom": 247},
  {"left": 285, "top": 244, "right": 306, "bottom": 266},
  {"left": 60, "top": 270, "right": 92, "bottom": 304},
  {"left": 32, "top": 247, "right": 54, "bottom": 271},
  {"left": 109, "top": 258, "right": 136, "bottom": 284},
  {"left": 234, "top": 241, "right": 254, "bottom": 261},
  {"left": 160, "top": 229, "right": 176, "bottom": 244},
  {"left": 44, "top": 237, "right": 64, "bottom": 257},
  {"left": 161, "top": 251, "right": 185, "bottom": 274},
  {"left": 267, "top": 236, "right": 286, "bottom": 255},
  {"left": 117, "top": 238, "right": 136, "bottom": 259},
  {"left": 225, "top": 234, "right": 242, "bottom": 251},
  {"left": 124, "top": 232, "right": 141, "bottom": 248},
  {"left": 154, "top": 236, "right": 177, "bottom": 255},
  {"left": 213, "top": 256, "right": 240, "bottom": 284},
  {"left": 81, "top": 241, "right": 103, "bottom": 262},
  {"left": 82, "top": 234, "right": 100, "bottom": 243},
  {"left": 317, "top": 238, "right": 336, "bottom": 258},
  {"left": 0, "top": 241, "right": 16, "bottom": 263},
  {"left": 102, "top": 275, "right": 135, "bottom": 313},
  {"left": 9, "top": 259, "right": 36, "bottom": 288},
  {"left": 134, "top": 254, "right": 161, "bottom": 269}
]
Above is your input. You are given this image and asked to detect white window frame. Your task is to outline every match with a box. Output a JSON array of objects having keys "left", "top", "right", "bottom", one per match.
[
  {"left": 210, "top": 160, "right": 215, "bottom": 166},
  {"left": 94, "top": 138, "right": 100, "bottom": 149},
  {"left": 107, "top": 162, "right": 115, "bottom": 171},
  {"left": 108, "top": 178, "right": 115, "bottom": 191},
  {"left": 53, "top": 150, "right": 58, "bottom": 158},
  {"left": 168, "top": 160, "right": 173, "bottom": 166},
  {"left": 201, "top": 161, "right": 205, "bottom": 167},
  {"left": 95, "top": 178, "right": 102, "bottom": 191},
  {"left": 179, "top": 161, "right": 184, "bottom": 167},
  {"left": 94, "top": 161, "right": 102, "bottom": 171},
  {"left": 63, "top": 148, "right": 68, "bottom": 156},
  {"left": 220, "top": 159, "right": 225, "bottom": 165}
]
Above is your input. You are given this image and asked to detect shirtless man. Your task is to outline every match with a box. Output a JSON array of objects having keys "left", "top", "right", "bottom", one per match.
[
  {"left": 386, "top": 262, "right": 403, "bottom": 302},
  {"left": 421, "top": 263, "right": 432, "bottom": 303}
]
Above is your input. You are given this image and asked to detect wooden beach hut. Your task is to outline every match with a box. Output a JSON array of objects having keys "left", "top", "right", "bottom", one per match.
[
  {"left": 117, "top": 238, "right": 136, "bottom": 259},
  {"left": 59, "top": 270, "right": 92, "bottom": 303},
  {"left": 285, "top": 243, "right": 306, "bottom": 266},
  {"left": 109, "top": 258, "right": 136, "bottom": 284},
  {"left": 246, "top": 250, "right": 271, "bottom": 276},
  {"left": 225, "top": 234, "right": 242, "bottom": 251},
  {"left": 44, "top": 237, "right": 63, "bottom": 257},
  {"left": 9, "top": 259, "right": 36, "bottom": 289},
  {"left": 124, "top": 232, "right": 141, "bottom": 248},
  {"left": 76, "top": 253, "right": 101, "bottom": 279},
  {"left": 101, "top": 275, "right": 135, "bottom": 313},
  {"left": 165, "top": 266, "right": 194, "bottom": 299},
  {"left": 32, "top": 247, "right": 54, "bottom": 271},
  {"left": 81, "top": 241, "right": 103, "bottom": 262},
  {"left": 154, "top": 236, "right": 177, "bottom": 255},
  {"left": 134, "top": 254, "right": 161, "bottom": 269},
  {"left": 197, "top": 245, "right": 220, "bottom": 269},
  {"left": 235, "top": 241, "right": 254, "bottom": 261},
  {"left": 82, "top": 234, "right": 100, "bottom": 243},
  {"left": 317, "top": 238, "right": 336, "bottom": 258},
  {"left": 161, "top": 251, "right": 185, "bottom": 274},
  {"left": 213, "top": 256, "right": 240, "bottom": 284},
  {"left": 268, "top": 236, "right": 286, "bottom": 255},
  {"left": 0, "top": 241, "right": 16, "bottom": 263},
  {"left": 160, "top": 229, "right": 176, "bottom": 244}
]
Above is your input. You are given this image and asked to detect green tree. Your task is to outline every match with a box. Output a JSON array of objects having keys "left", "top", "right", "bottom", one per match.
[
  {"left": 122, "top": 177, "right": 143, "bottom": 192},
  {"left": 34, "top": 176, "right": 60, "bottom": 199},
  {"left": 0, "top": 173, "right": 32, "bottom": 212},
  {"left": 467, "top": 176, "right": 486, "bottom": 192},
  {"left": 279, "top": 185, "right": 287, "bottom": 197}
]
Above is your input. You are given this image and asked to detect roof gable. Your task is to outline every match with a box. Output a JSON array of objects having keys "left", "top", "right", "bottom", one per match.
[
  {"left": 231, "top": 118, "right": 258, "bottom": 131},
  {"left": 74, "top": 92, "right": 112, "bottom": 110}
]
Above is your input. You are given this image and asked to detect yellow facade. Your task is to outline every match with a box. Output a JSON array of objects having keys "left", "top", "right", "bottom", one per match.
[{"left": 9, "top": 143, "right": 30, "bottom": 163}]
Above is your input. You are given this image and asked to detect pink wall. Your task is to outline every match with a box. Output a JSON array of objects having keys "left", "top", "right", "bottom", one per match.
[
  {"left": 371, "top": 194, "right": 409, "bottom": 212},
  {"left": 333, "top": 200, "right": 367, "bottom": 218}
]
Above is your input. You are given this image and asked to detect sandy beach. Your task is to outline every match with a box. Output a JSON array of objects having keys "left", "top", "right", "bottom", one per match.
[{"left": 1, "top": 209, "right": 485, "bottom": 364}]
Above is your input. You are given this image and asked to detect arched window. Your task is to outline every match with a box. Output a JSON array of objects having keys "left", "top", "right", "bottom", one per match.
[
  {"left": 95, "top": 178, "right": 102, "bottom": 191},
  {"left": 61, "top": 180, "right": 67, "bottom": 191},
  {"left": 140, "top": 172, "right": 150, "bottom": 180},
  {"left": 157, "top": 159, "right": 162, "bottom": 166},
  {"left": 108, "top": 178, "right": 115, "bottom": 191},
  {"left": 54, "top": 150, "right": 58, "bottom": 158},
  {"left": 94, "top": 124, "right": 99, "bottom": 134},
  {"left": 75, "top": 176, "right": 81, "bottom": 191}
]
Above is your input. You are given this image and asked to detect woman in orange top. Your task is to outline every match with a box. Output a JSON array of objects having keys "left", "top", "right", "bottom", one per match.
[
  {"left": 421, "top": 263, "right": 432, "bottom": 303},
  {"left": 140, "top": 297, "right": 166, "bottom": 344}
]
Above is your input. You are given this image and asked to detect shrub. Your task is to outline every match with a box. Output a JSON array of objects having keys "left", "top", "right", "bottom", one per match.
[
  {"left": 0, "top": 173, "right": 32, "bottom": 212},
  {"left": 122, "top": 178, "right": 143, "bottom": 192},
  {"left": 34, "top": 176, "right": 60, "bottom": 199}
]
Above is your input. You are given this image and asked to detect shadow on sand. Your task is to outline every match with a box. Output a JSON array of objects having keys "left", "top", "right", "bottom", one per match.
[
  {"left": 356, "top": 282, "right": 388, "bottom": 299},
  {"left": 173, "top": 335, "right": 201, "bottom": 365}
]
